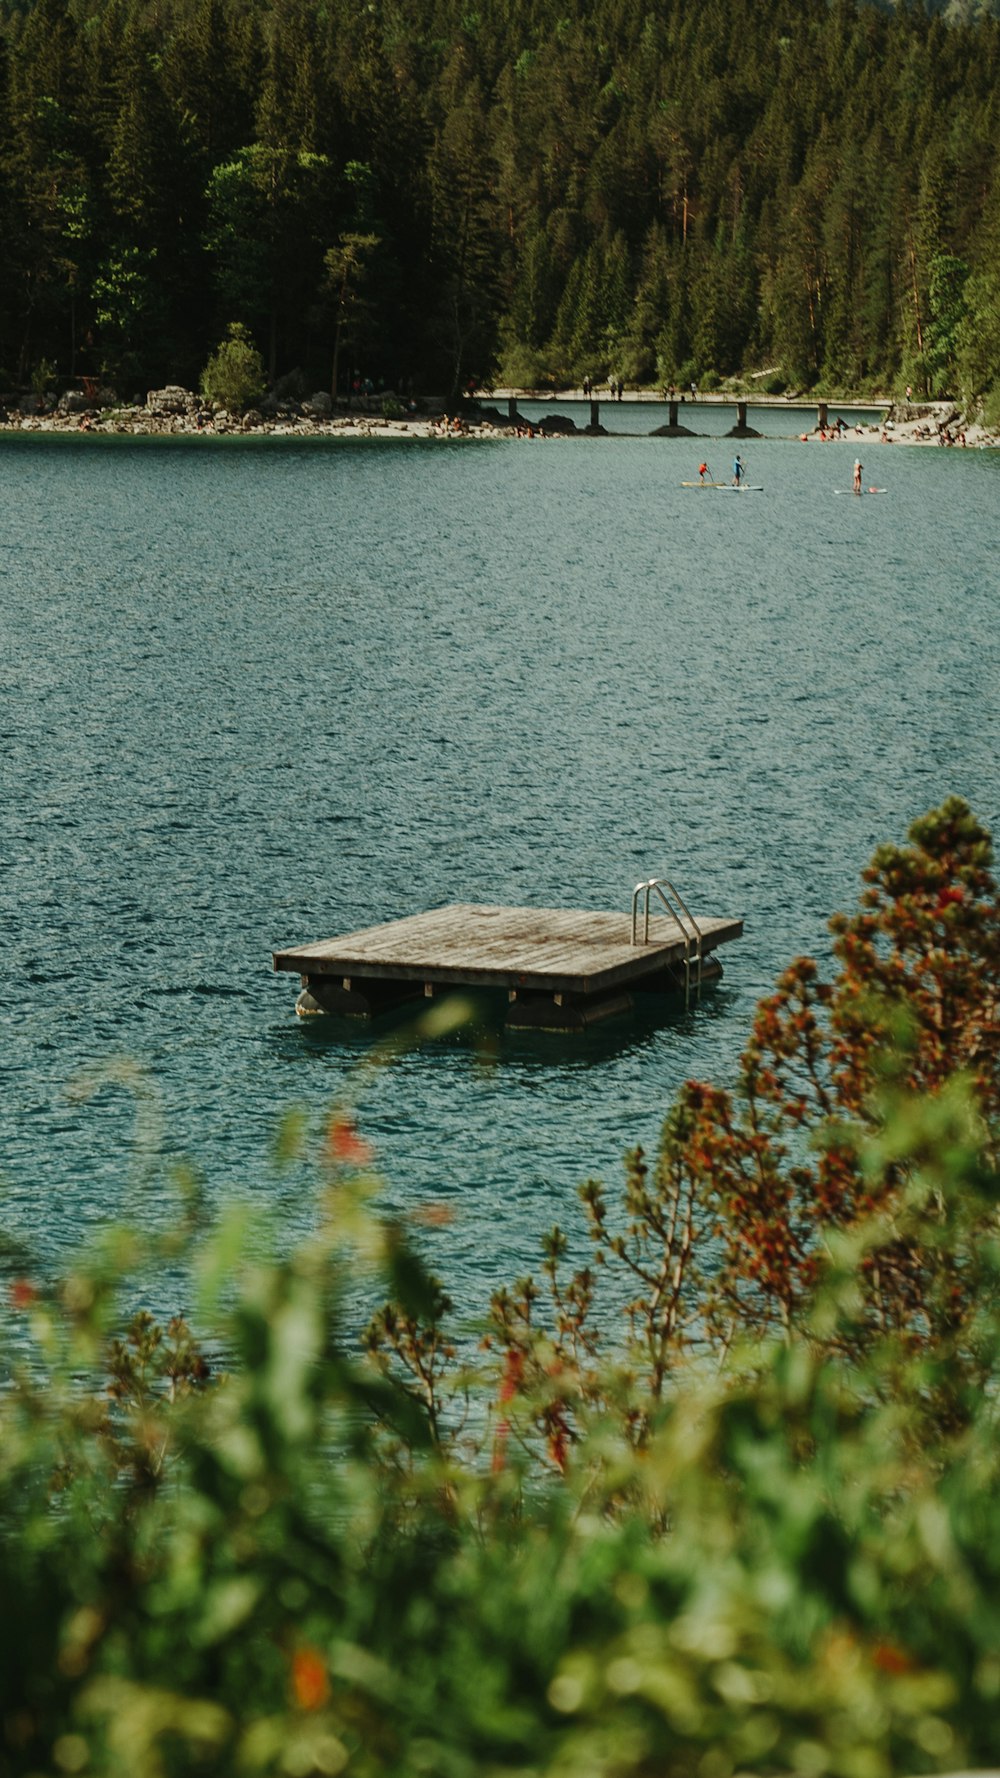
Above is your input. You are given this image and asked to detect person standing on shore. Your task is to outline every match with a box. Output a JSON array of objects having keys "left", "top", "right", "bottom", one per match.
[{"left": 853, "top": 458, "right": 863, "bottom": 494}]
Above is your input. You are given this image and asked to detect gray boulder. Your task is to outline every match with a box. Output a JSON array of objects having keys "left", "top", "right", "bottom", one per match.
[{"left": 146, "top": 385, "right": 193, "bottom": 413}]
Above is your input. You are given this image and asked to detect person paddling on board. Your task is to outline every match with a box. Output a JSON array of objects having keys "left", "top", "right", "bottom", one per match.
[
  {"left": 698, "top": 460, "right": 711, "bottom": 482},
  {"left": 853, "top": 458, "right": 863, "bottom": 495},
  {"left": 732, "top": 454, "right": 745, "bottom": 487}
]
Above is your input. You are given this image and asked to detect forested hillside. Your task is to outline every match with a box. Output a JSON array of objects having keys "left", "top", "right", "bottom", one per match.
[{"left": 2, "top": 0, "right": 1000, "bottom": 407}]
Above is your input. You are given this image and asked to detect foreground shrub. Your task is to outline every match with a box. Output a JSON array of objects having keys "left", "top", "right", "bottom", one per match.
[
  {"left": 4, "top": 1097, "right": 1000, "bottom": 1778},
  {"left": 465, "top": 798, "right": 1000, "bottom": 1464}
]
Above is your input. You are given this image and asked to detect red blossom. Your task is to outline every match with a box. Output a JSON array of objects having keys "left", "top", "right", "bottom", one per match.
[
  {"left": 547, "top": 1422, "right": 568, "bottom": 1471},
  {"left": 325, "top": 1114, "right": 374, "bottom": 1168},
  {"left": 498, "top": 1348, "right": 524, "bottom": 1403},
  {"left": 871, "top": 1641, "right": 915, "bottom": 1675},
  {"left": 291, "top": 1646, "right": 330, "bottom": 1710},
  {"left": 410, "top": 1202, "right": 454, "bottom": 1227},
  {"left": 492, "top": 1419, "right": 510, "bottom": 1472}
]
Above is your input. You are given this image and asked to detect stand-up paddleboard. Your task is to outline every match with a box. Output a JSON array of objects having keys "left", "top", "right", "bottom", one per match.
[
  {"left": 681, "top": 480, "right": 731, "bottom": 487},
  {"left": 834, "top": 487, "right": 888, "bottom": 495},
  {"left": 717, "top": 484, "right": 764, "bottom": 492}
]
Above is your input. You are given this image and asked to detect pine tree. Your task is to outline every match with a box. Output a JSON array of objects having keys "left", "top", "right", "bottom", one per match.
[{"left": 427, "top": 77, "right": 501, "bottom": 394}]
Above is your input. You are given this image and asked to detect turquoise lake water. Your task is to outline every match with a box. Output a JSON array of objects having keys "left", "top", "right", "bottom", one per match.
[{"left": 2, "top": 430, "right": 998, "bottom": 1324}]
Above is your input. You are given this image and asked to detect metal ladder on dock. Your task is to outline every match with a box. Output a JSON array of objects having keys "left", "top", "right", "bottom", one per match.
[{"left": 630, "top": 878, "right": 704, "bottom": 1007}]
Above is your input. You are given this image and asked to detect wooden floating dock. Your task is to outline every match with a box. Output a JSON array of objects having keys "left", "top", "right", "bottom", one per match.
[{"left": 273, "top": 901, "right": 744, "bottom": 1031}]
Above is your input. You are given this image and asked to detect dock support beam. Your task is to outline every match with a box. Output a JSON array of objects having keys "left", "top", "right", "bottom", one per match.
[
  {"left": 737, "top": 400, "right": 747, "bottom": 428},
  {"left": 817, "top": 401, "right": 829, "bottom": 431},
  {"left": 508, "top": 396, "right": 519, "bottom": 424},
  {"left": 668, "top": 399, "right": 678, "bottom": 427},
  {"left": 296, "top": 975, "right": 423, "bottom": 1019},
  {"left": 505, "top": 987, "right": 633, "bottom": 1031},
  {"left": 590, "top": 398, "right": 599, "bottom": 429}
]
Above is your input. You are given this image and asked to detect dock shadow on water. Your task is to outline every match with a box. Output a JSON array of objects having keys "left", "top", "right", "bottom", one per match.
[{"left": 286, "top": 978, "right": 739, "bottom": 1068}]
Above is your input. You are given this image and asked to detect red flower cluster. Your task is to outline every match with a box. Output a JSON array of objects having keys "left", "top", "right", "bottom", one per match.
[
  {"left": 291, "top": 1645, "right": 331, "bottom": 1711},
  {"left": 325, "top": 1113, "right": 374, "bottom": 1168}
]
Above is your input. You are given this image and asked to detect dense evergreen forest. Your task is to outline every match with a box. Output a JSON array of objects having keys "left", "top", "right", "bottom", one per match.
[{"left": 2, "top": 0, "right": 1000, "bottom": 406}]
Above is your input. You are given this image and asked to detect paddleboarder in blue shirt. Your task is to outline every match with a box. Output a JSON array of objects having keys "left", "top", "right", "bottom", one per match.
[{"left": 732, "top": 454, "right": 745, "bottom": 487}]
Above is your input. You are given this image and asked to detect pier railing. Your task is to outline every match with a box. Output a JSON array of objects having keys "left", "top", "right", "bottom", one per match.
[{"left": 631, "top": 878, "right": 703, "bottom": 1006}]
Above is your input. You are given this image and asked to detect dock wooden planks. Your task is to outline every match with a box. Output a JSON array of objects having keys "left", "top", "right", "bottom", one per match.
[{"left": 273, "top": 903, "right": 743, "bottom": 1026}]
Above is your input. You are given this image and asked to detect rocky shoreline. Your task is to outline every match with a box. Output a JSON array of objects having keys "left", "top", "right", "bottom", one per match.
[
  {"left": 1, "top": 383, "right": 995, "bottom": 447},
  {"left": 803, "top": 400, "right": 997, "bottom": 449}
]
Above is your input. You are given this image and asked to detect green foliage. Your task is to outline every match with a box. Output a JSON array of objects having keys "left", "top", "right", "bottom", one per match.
[
  {"left": 201, "top": 322, "right": 266, "bottom": 412},
  {"left": 29, "top": 355, "right": 56, "bottom": 398},
  {"left": 92, "top": 246, "right": 165, "bottom": 386},
  {"left": 4, "top": 802, "right": 1000, "bottom": 1776},
  {"left": 3, "top": 0, "right": 1000, "bottom": 392},
  {"left": 495, "top": 339, "right": 550, "bottom": 388},
  {"left": 925, "top": 252, "right": 970, "bottom": 392},
  {"left": 981, "top": 382, "right": 1000, "bottom": 428},
  {"left": 204, "top": 146, "right": 333, "bottom": 379},
  {"left": 323, "top": 231, "right": 379, "bottom": 399}
]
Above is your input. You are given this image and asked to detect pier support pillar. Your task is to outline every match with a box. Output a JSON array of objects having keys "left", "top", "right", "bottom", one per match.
[
  {"left": 590, "top": 398, "right": 599, "bottom": 429},
  {"left": 296, "top": 975, "right": 422, "bottom": 1020},
  {"left": 737, "top": 400, "right": 748, "bottom": 429},
  {"left": 817, "top": 400, "right": 829, "bottom": 431},
  {"left": 505, "top": 987, "right": 633, "bottom": 1031},
  {"left": 507, "top": 396, "right": 519, "bottom": 424},
  {"left": 668, "top": 400, "right": 679, "bottom": 427}
]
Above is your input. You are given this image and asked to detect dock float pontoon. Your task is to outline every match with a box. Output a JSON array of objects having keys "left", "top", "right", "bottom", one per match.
[{"left": 273, "top": 881, "right": 743, "bottom": 1032}]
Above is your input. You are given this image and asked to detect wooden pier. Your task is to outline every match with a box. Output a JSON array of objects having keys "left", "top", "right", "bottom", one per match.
[{"left": 273, "top": 900, "right": 744, "bottom": 1031}]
